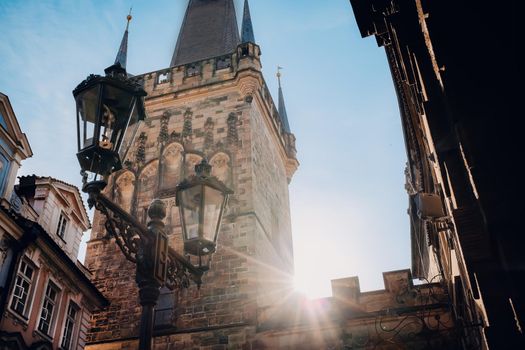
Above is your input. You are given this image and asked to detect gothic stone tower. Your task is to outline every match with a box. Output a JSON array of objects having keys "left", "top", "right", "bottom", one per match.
[{"left": 85, "top": 1, "right": 298, "bottom": 348}]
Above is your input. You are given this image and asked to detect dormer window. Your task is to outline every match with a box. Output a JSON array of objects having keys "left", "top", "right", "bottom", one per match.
[{"left": 56, "top": 212, "right": 68, "bottom": 239}]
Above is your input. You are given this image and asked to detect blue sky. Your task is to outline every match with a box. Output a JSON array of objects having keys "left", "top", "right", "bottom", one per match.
[{"left": 0, "top": 0, "right": 409, "bottom": 298}]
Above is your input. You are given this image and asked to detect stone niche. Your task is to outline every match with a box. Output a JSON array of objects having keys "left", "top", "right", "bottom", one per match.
[
  {"left": 114, "top": 171, "right": 135, "bottom": 213},
  {"left": 161, "top": 142, "right": 184, "bottom": 190},
  {"left": 210, "top": 152, "right": 232, "bottom": 187}
]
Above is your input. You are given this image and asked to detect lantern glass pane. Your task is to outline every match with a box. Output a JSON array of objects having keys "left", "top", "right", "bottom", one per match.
[
  {"left": 118, "top": 98, "right": 141, "bottom": 160},
  {"left": 180, "top": 185, "right": 202, "bottom": 240},
  {"left": 100, "top": 84, "right": 134, "bottom": 153},
  {"left": 76, "top": 86, "right": 99, "bottom": 150},
  {"left": 202, "top": 186, "right": 224, "bottom": 242}
]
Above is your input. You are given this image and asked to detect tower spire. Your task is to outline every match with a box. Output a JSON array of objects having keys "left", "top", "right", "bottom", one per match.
[
  {"left": 114, "top": 9, "right": 132, "bottom": 70},
  {"left": 170, "top": 0, "right": 240, "bottom": 67},
  {"left": 241, "top": 0, "right": 255, "bottom": 44},
  {"left": 277, "top": 67, "right": 291, "bottom": 133}
]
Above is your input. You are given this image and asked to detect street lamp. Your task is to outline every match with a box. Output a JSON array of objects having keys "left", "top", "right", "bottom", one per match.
[
  {"left": 74, "top": 63, "right": 146, "bottom": 178},
  {"left": 73, "top": 63, "right": 232, "bottom": 350},
  {"left": 177, "top": 160, "right": 233, "bottom": 268}
]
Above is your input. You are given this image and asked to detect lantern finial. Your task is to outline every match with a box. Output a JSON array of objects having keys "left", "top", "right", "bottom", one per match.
[{"left": 195, "top": 159, "right": 212, "bottom": 177}]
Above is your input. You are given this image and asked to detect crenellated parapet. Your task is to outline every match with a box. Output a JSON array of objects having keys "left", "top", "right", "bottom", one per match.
[
  {"left": 256, "top": 269, "right": 457, "bottom": 349},
  {"left": 130, "top": 42, "right": 298, "bottom": 180}
]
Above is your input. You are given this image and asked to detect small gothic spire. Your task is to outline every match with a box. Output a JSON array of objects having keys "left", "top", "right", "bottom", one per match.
[
  {"left": 114, "top": 9, "right": 132, "bottom": 70},
  {"left": 277, "top": 67, "right": 291, "bottom": 133},
  {"left": 241, "top": 0, "right": 255, "bottom": 44}
]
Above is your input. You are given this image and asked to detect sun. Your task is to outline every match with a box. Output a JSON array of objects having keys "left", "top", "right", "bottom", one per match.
[{"left": 293, "top": 269, "right": 332, "bottom": 300}]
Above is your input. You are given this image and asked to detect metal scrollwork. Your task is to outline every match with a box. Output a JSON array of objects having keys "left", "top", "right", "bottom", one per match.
[
  {"left": 96, "top": 200, "right": 142, "bottom": 264},
  {"left": 165, "top": 255, "right": 191, "bottom": 290},
  {"left": 85, "top": 181, "right": 203, "bottom": 290}
]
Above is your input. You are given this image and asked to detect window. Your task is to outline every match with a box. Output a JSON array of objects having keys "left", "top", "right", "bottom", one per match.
[
  {"left": 10, "top": 259, "right": 35, "bottom": 317},
  {"left": 61, "top": 302, "right": 79, "bottom": 350},
  {"left": 56, "top": 212, "right": 68, "bottom": 239},
  {"left": 216, "top": 56, "right": 232, "bottom": 71},
  {"left": 0, "top": 109, "right": 8, "bottom": 130},
  {"left": 0, "top": 152, "right": 9, "bottom": 196},
  {"left": 185, "top": 64, "right": 201, "bottom": 77},
  {"left": 157, "top": 72, "right": 170, "bottom": 84},
  {"left": 154, "top": 288, "right": 175, "bottom": 329},
  {"left": 38, "top": 281, "right": 60, "bottom": 335}
]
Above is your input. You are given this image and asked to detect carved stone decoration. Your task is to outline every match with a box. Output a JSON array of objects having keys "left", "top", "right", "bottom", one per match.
[
  {"left": 227, "top": 113, "right": 240, "bottom": 147},
  {"left": 182, "top": 109, "right": 193, "bottom": 145},
  {"left": 114, "top": 171, "right": 136, "bottom": 213},
  {"left": 137, "top": 161, "right": 159, "bottom": 223},
  {"left": 170, "top": 131, "right": 182, "bottom": 143},
  {"left": 158, "top": 112, "right": 171, "bottom": 145},
  {"left": 210, "top": 152, "right": 232, "bottom": 187},
  {"left": 135, "top": 132, "right": 147, "bottom": 166},
  {"left": 161, "top": 143, "right": 184, "bottom": 191},
  {"left": 204, "top": 117, "right": 215, "bottom": 151},
  {"left": 184, "top": 153, "right": 203, "bottom": 178},
  {"left": 284, "top": 133, "right": 297, "bottom": 159},
  {"left": 238, "top": 76, "right": 259, "bottom": 103}
]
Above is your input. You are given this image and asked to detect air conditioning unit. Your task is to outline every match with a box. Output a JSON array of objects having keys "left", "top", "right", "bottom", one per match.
[{"left": 414, "top": 193, "right": 445, "bottom": 219}]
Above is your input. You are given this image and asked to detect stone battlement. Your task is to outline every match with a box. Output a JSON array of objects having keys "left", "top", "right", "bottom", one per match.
[{"left": 130, "top": 41, "right": 297, "bottom": 173}]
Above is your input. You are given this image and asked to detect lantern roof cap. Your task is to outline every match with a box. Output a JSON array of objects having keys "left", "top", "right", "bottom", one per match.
[
  {"left": 176, "top": 159, "right": 233, "bottom": 195},
  {"left": 72, "top": 72, "right": 147, "bottom": 98}
]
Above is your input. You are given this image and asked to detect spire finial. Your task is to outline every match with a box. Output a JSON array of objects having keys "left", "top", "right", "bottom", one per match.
[
  {"left": 114, "top": 9, "right": 132, "bottom": 70},
  {"left": 277, "top": 66, "right": 283, "bottom": 87},
  {"left": 126, "top": 7, "right": 133, "bottom": 31}
]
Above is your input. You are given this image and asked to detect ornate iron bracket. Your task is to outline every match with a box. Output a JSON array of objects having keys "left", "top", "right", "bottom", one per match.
[{"left": 83, "top": 180, "right": 204, "bottom": 289}]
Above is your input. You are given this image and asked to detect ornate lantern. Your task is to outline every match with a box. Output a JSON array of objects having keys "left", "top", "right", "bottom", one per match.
[
  {"left": 176, "top": 159, "right": 233, "bottom": 261},
  {"left": 73, "top": 65, "right": 146, "bottom": 177}
]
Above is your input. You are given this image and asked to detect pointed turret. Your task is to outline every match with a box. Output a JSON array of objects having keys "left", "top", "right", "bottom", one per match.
[
  {"left": 170, "top": 0, "right": 240, "bottom": 67},
  {"left": 241, "top": 0, "right": 255, "bottom": 44},
  {"left": 114, "top": 10, "right": 132, "bottom": 70},
  {"left": 277, "top": 67, "right": 291, "bottom": 133}
]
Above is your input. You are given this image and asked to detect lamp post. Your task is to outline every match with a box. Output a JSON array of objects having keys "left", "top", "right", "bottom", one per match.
[{"left": 73, "top": 63, "right": 233, "bottom": 350}]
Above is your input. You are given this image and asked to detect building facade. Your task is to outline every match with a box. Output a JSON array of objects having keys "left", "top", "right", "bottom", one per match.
[
  {"left": 0, "top": 92, "right": 33, "bottom": 318},
  {"left": 0, "top": 93, "right": 107, "bottom": 350},
  {"left": 350, "top": 0, "right": 523, "bottom": 348},
  {"left": 84, "top": 0, "right": 298, "bottom": 348}
]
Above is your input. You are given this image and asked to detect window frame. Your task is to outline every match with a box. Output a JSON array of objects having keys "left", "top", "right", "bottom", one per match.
[
  {"left": 56, "top": 211, "right": 68, "bottom": 240},
  {"left": 9, "top": 258, "right": 38, "bottom": 319},
  {"left": 37, "top": 280, "right": 61, "bottom": 337},
  {"left": 60, "top": 300, "right": 80, "bottom": 350}
]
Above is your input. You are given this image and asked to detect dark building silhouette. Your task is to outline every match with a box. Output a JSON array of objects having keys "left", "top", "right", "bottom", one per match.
[{"left": 350, "top": 0, "right": 522, "bottom": 348}]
